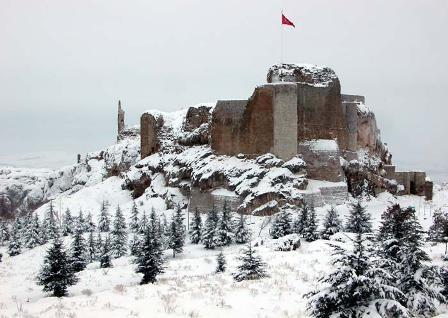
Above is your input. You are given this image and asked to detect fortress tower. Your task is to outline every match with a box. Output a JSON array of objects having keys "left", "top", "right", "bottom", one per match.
[{"left": 117, "top": 100, "right": 125, "bottom": 141}]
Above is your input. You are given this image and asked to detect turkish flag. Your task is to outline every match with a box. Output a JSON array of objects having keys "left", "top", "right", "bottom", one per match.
[{"left": 282, "top": 13, "right": 295, "bottom": 27}]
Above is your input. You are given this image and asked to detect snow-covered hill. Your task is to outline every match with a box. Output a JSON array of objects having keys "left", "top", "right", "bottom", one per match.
[{"left": 1, "top": 189, "right": 448, "bottom": 317}]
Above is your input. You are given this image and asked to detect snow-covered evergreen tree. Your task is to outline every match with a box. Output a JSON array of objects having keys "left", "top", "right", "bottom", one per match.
[
  {"left": 270, "top": 210, "right": 292, "bottom": 239},
  {"left": 234, "top": 213, "right": 251, "bottom": 244},
  {"left": 61, "top": 208, "right": 74, "bottom": 236},
  {"left": 75, "top": 209, "right": 86, "bottom": 233},
  {"left": 97, "top": 200, "right": 111, "bottom": 232},
  {"left": 233, "top": 243, "right": 268, "bottom": 282},
  {"left": 307, "top": 230, "right": 408, "bottom": 318},
  {"left": 8, "top": 221, "right": 22, "bottom": 256},
  {"left": 216, "top": 251, "right": 226, "bottom": 273},
  {"left": 138, "top": 210, "right": 149, "bottom": 234},
  {"left": 111, "top": 205, "right": 127, "bottom": 258},
  {"left": 129, "top": 202, "right": 140, "bottom": 233},
  {"left": 303, "top": 205, "right": 318, "bottom": 242},
  {"left": 100, "top": 235, "right": 112, "bottom": 268},
  {"left": 345, "top": 200, "right": 372, "bottom": 233},
  {"left": 295, "top": 204, "right": 310, "bottom": 235},
  {"left": 95, "top": 231, "right": 103, "bottom": 260},
  {"left": 129, "top": 233, "right": 140, "bottom": 256},
  {"left": 377, "top": 204, "right": 445, "bottom": 316},
  {"left": 216, "top": 201, "right": 234, "bottom": 246},
  {"left": 160, "top": 213, "right": 169, "bottom": 249},
  {"left": 37, "top": 236, "right": 78, "bottom": 297},
  {"left": 320, "top": 206, "right": 342, "bottom": 240},
  {"left": 189, "top": 208, "right": 202, "bottom": 244},
  {"left": 41, "top": 200, "right": 59, "bottom": 242},
  {"left": 87, "top": 230, "right": 96, "bottom": 262},
  {"left": 70, "top": 226, "right": 87, "bottom": 272},
  {"left": 135, "top": 213, "right": 164, "bottom": 284},
  {"left": 201, "top": 205, "right": 220, "bottom": 249},
  {"left": 25, "top": 214, "right": 41, "bottom": 248},
  {"left": 85, "top": 211, "right": 95, "bottom": 233},
  {"left": 0, "top": 221, "right": 10, "bottom": 246},
  {"left": 428, "top": 209, "right": 448, "bottom": 243},
  {"left": 168, "top": 205, "right": 185, "bottom": 257}
]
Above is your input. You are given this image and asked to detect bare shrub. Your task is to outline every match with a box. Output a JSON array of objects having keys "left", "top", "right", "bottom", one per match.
[
  {"left": 113, "top": 284, "right": 127, "bottom": 295},
  {"left": 160, "top": 293, "right": 177, "bottom": 313},
  {"left": 81, "top": 289, "right": 93, "bottom": 297}
]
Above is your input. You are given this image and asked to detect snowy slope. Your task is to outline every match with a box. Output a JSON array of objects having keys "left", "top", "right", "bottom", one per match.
[{"left": 2, "top": 189, "right": 448, "bottom": 317}]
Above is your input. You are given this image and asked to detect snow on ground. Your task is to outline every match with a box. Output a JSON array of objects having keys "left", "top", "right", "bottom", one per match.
[{"left": 2, "top": 186, "right": 448, "bottom": 317}]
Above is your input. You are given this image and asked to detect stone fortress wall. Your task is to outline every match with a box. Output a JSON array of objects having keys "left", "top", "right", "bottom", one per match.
[{"left": 137, "top": 63, "right": 433, "bottom": 211}]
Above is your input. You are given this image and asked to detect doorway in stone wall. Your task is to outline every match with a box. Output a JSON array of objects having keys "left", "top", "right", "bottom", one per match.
[{"left": 410, "top": 180, "right": 417, "bottom": 195}]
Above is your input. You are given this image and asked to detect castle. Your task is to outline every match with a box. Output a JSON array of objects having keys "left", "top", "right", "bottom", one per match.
[{"left": 118, "top": 63, "right": 433, "bottom": 213}]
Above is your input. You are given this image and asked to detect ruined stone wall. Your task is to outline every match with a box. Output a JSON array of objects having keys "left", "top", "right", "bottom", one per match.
[
  {"left": 140, "top": 113, "right": 160, "bottom": 159},
  {"left": 296, "top": 81, "right": 349, "bottom": 151},
  {"left": 298, "top": 140, "right": 344, "bottom": 182},
  {"left": 211, "top": 84, "right": 298, "bottom": 160},
  {"left": 271, "top": 84, "right": 298, "bottom": 160},
  {"left": 188, "top": 187, "right": 242, "bottom": 214},
  {"left": 341, "top": 102, "right": 359, "bottom": 152},
  {"left": 210, "top": 100, "right": 246, "bottom": 155},
  {"left": 395, "top": 171, "right": 427, "bottom": 196}
]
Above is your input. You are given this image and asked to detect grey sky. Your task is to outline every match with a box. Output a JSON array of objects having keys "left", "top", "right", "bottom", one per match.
[{"left": 1, "top": 0, "right": 447, "bottom": 179}]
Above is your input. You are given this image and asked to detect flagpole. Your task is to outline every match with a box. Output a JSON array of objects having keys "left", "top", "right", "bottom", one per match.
[{"left": 280, "top": 10, "right": 283, "bottom": 65}]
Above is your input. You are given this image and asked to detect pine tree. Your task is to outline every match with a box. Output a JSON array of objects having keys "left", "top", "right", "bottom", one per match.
[
  {"left": 216, "top": 201, "right": 234, "bottom": 246},
  {"left": 8, "top": 221, "right": 22, "bottom": 256},
  {"left": 160, "top": 214, "right": 169, "bottom": 249},
  {"left": 111, "top": 205, "right": 128, "bottom": 258},
  {"left": 100, "top": 235, "right": 112, "bottom": 268},
  {"left": 70, "top": 227, "right": 87, "bottom": 272},
  {"left": 129, "top": 202, "right": 140, "bottom": 233},
  {"left": 168, "top": 205, "right": 185, "bottom": 257},
  {"left": 25, "top": 214, "right": 41, "bottom": 248},
  {"left": 37, "top": 236, "right": 78, "bottom": 297},
  {"left": 189, "top": 208, "right": 202, "bottom": 244},
  {"left": 303, "top": 205, "right": 318, "bottom": 242},
  {"left": 85, "top": 211, "right": 95, "bottom": 233},
  {"left": 61, "top": 208, "right": 74, "bottom": 236},
  {"left": 270, "top": 210, "right": 292, "bottom": 239},
  {"left": 75, "top": 209, "right": 86, "bottom": 233},
  {"left": 233, "top": 243, "right": 268, "bottom": 282},
  {"left": 98, "top": 200, "right": 110, "bottom": 232},
  {"left": 135, "top": 213, "right": 164, "bottom": 284},
  {"left": 95, "top": 231, "right": 103, "bottom": 260},
  {"left": 377, "top": 204, "right": 445, "bottom": 316},
  {"left": 345, "top": 200, "right": 372, "bottom": 233},
  {"left": 216, "top": 251, "right": 226, "bottom": 273},
  {"left": 201, "top": 205, "right": 220, "bottom": 249},
  {"left": 234, "top": 213, "right": 251, "bottom": 244},
  {"left": 295, "top": 204, "right": 311, "bottom": 235},
  {"left": 428, "top": 209, "right": 448, "bottom": 243},
  {"left": 306, "top": 230, "right": 408, "bottom": 318},
  {"left": 87, "top": 230, "right": 96, "bottom": 263},
  {"left": 320, "top": 206, "right": 342, "bottom": 240},
  {"left": 42, "top": 200, "right": 59, "bottom": 242},
  {"left": 138, "top": 210, "right": 149, "bottom": 235},
  {"left": 129, "top": 233, "right": 140, "bottom": 256},
  {"left": 0, "top": 221, "right": 10, "bottom": 246}
]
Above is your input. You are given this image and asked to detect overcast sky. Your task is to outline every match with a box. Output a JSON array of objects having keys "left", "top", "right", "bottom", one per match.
[{"left": 1, "top": 0, "right": 447, "bottom": 178}]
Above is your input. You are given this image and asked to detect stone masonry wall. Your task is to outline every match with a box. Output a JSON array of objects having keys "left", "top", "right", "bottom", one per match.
[
  {"left": 271, "top": 83, "right": 298, "bottom": 160},
  {"left": 211, "top": 84, "right": 298, "bottom": 160},
  {"left": 140, "top": 113, "right": 160, "bottom": 159},
  {"left": 296, "top": 80, "right": 349, "bottom": 151}
]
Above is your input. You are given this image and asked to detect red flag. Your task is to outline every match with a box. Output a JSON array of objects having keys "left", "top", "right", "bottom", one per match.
[{"left": 282, "top": 13, "right": 295, "bottom": 27}]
